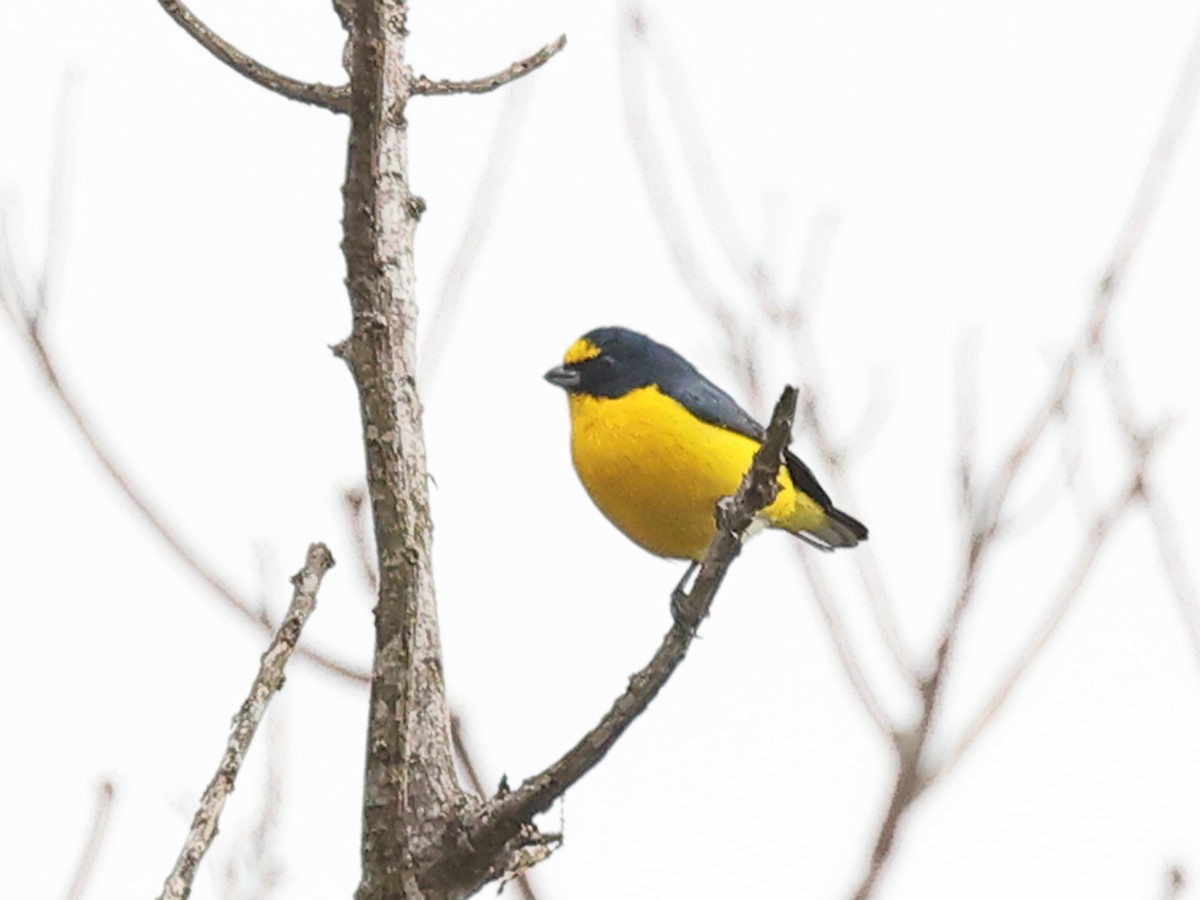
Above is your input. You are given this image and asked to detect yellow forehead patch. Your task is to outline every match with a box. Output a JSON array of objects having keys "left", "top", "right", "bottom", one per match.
[{"left": 563, "top": 338, "right": 601, "bottom": 365}]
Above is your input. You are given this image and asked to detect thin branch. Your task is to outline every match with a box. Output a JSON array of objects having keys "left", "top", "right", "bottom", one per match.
[
  {"left": 621, "top": 4, "right": 915, "bottom": 701},
  {"left": 249, "top": 694, "right": 286, "bottom": 900},
  {"left": 848, "top": 15, "right": 1200, "bottom": 896},
  {"left": 629, "top": 10, "right": 760, "bottom": 300},
  {"left": 837, "top": 374, "right": 891, "bottom": 468},
  {"left": 939, "top": 473, "right": 1146, "bottom": 777},
  {"left": 629, "top": 13, "right": 908, "bottom": 678},
  {"left": 791, "top": 210, "right": 840, "bottom": 322},
  {"left": 20, "top": 323, "right": 364, "bottom": 683},
  {"left": 1098, "top": 356, "right": 1200, "bottom": 666},
  {"left": 1093, "top": 17, "right": 1200, "bottom": 334},
  {"left": 955, "top": 78, "right": 1190, "bottom": 537},
  {"left": 618, "top": 8, "right": 744, "bottom": 346},
  {"left": 1162, "top": 865, "right": 1187, "bottom": 900},
  {"left": 450, "top": 713, "right": 487, "bottom": 799},
  {"left": 1083, "top": 9, "right": 1200, "bottom": 665},
  {"left": 422, "top": 387, "right": 800, "bottom": 892},
  {"left": 955, "top": 333, "right": 980, "bottom": 518},
  {"left": 797, "top": 382, "right": 913, "bottom": 683},
  {"left": 412, "top": 35, "right": 567, "bottom": 96},
  {"left": 62, "top": 780, "right": 115, "bottom": 900},
  {"left": 0, "top": 209, "right": 24, "bottom": 327},
  {"left": 0, "top": 143, "right": 368, "bottom": 688},
  {"left": 850, "top": 392, "right": 1121, "bottom": 900},
  {"left": 1140, "top": 476, "right": 1200, "bottom": 666},
  {"left": 450, "top": 715, "right": 540, "bottom": 900},
  {"left": 156, "top": 0, "right": 350, "bottom": 112},
  {"left": 158, "top": 543, "right": 335, "bottom": 900},
  {"left": 794, "top": 549, "right": 893, "bottom": 738},
  {"left": 343, "top": 487, "right": 378, "bottom": 598},
  {"left": 419, "top": 85, "right": 533, "bottom": 393},
  {"left": 37, "top": 75, "right": 78, "bottom": 321}
]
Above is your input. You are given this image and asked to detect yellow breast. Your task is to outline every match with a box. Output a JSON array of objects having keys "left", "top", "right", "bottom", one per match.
[{"left": 566, "top": 386, "right": 823, "bottom": 560}]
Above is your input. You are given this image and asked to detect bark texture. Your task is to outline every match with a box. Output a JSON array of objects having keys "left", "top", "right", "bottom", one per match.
[{"left": 336, "top": 3, "right": 464, "bottom": 896}]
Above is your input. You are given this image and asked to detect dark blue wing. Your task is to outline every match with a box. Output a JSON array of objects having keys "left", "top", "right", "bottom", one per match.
[{"left": 657, "top": 365, "right": 835, "bottom": 512}]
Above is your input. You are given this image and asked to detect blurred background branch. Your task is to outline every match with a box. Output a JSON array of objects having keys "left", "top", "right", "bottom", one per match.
[
  {"left": 619, "top": 5, "right": 1200, "bottom": 897},
  {"left": 61, "top": 781, "right": 115, "bottom": 900}
]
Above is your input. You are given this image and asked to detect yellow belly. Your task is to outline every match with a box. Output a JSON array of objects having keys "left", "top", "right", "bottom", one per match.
[{"left": 567, "top": 387, "right": 826, "bottom": 560}]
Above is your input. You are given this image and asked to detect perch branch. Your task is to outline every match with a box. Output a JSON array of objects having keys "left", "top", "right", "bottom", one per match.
[
  {"left": 157, "top": 0, "right": 350, "bottom": 112},
  {"left": 450, "top": 714, "right": 540, "bottom": 900},
  {"left": 423, "top": 387, "right": 799, "bottom": 891},
  {"left": 412, "top": 35, "right": 566, "bottom": 96},
  {"left": 157, "top": 543, "right": 335, "bottom": 900}
]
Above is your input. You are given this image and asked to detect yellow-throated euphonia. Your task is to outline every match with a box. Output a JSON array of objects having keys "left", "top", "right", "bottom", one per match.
[{"left": 544, "top": 327, "right": 867, "bottom": 561}]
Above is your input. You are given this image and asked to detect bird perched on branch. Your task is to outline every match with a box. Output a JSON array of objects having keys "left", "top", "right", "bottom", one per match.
[{"left": 544, "top": 326, "right": 867, "bottom": 562}]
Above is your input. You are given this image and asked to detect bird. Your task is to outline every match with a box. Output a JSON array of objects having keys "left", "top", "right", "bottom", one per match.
[{"left": 544, "top": 326, "right": 867, "bottom": 567}]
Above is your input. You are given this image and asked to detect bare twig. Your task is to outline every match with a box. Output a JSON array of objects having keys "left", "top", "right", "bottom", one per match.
[
  {"left": 0, "top": 209, "right": 24, "bottom": 327},
  {"left": 422, "top": 387, "right": 800, "bottom": 893},
  {"left": 218, "top": 678, "right": 286, "bottom": 900},
  {"left": 157, "top": 543, "right": 335, "bottom": 900},
  {"left": 248, "top": 696, "right": 286, "bottom": 900},
  {"left": 954, "top": 334, "right": 980, "bottom": 517},
  {"left": 37, "top": 75, "right": 78, "bottom": 320},
  {"left": 450, "top": 713, "right": 487, "bottom": 799},
  {"left": 62, "top": 780, "right": 115, "bottom": 900},
  {"left": 618, "top": 5, "right": 1199, "bottom": 898},
  {"left": 1162, "top": 865, "right": 1187, "bottom": 900},
  {"left": 1093, "top": 18, "right": 1200, "bottom": 334},
  {"left": 794, "top": 380, "right": 912, "bottom": 683},
  {"left": 156, "top": 0, "right": 350, "bottom": 112},
  {"left": 343, "top": 487, "right": 378, "bottom": 597},
  {"left": 939, "top": 472, "right": 1147, "bottom": 777},
  {"left": 629, "top": 11, "right": 760, "bottom": 301},
  {"left": 848, "top": 12, "right": 1200, "bottom": 893},
  {"left": 412, "top": 35, "right": 567, "bottom": 96},
  {"left": 1140, "top": 477, "right": 1200, "bottom": 666},
  {"left": 419, "top": 85, "right": 533, "bottom": 393},
  {"left": 1082, "top": 18, "right": 1200, "bottom": 669},
  {"left": 618, "top": 9, "right": 744, "bottom": 347},
  {"left": 18, "top": 322, "right": 364, "bottom": 683},
  {"left": 794, "top": 550, "right": 892, "bottom": 737},
  {"left": 0, "top": 137, "right": 368, "bottom": 687},
  {"left": 1099, "top": 357, "right": 1200, "bottom": 664},
  {"left": 450, "top": 715, "right": 540, "bottom": 900}
]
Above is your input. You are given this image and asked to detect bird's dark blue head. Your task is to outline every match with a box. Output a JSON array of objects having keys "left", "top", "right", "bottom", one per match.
[{"left": 544, "top": 326, "right": 697, "bottom": 398}]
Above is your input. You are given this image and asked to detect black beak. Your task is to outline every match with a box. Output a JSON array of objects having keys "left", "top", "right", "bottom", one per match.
[{"left": 544, "top": 365, "right": 581, "bottom": 390}]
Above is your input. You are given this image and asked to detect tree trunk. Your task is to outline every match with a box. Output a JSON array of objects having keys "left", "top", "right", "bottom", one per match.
[{"left": 337, "top": 2, "right": 465, "bottom": 897}]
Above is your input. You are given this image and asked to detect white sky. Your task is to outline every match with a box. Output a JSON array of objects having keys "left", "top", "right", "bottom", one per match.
[{"left": 3, "top": 1, "right": 1200, "bottom": 898}]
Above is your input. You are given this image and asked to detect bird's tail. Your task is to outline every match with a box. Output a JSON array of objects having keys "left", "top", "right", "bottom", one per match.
[{"left": 798, "top": 506, "right": 869, "bottom": 551}]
